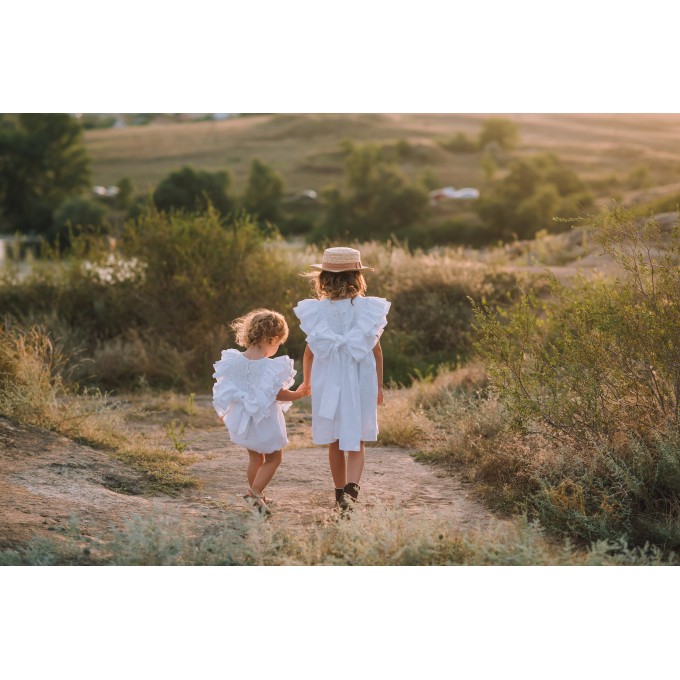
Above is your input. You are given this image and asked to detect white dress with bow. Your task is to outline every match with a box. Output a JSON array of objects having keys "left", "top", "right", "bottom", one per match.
[
  {"left": 294, "top": 296, "right": 391, "bottom": 452},
  {"left": 212, "top": 350, "right": 296, "bottom": 454}
]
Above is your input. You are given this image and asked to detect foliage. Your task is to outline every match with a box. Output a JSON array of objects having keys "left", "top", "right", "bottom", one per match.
[
  {"left": 406, "top": 215, "right": 492, "bottom": 249},
  {"left": 0, "top": 231, "right": 532, "bottom": 389},
  {"left": 439, "top": 132, "right": 479, "bottom": 153},
  {"left": 636, "top": 192, "right": 680, "bottom": 216},
  {"left": 153, "top": 165, "right": 233, "bottom": 216},
  {"left": 355, "top": 241, "right": 537, "bottom": 383},
  {"left": 475, "top": 153, "right": 592, "bottom": 240},
  {"left": 478, "top": 117, "right": 520, "bottom": 151},
  {"left": 0, "top": 208, "right": 309, "bottom": 390},
  {"left": 481, "top": 153, "right": 497, "bottom": 181},
  {"left": 0, "top": 324, "right": 195, "bottom": 492},
  {"left": 0, "top": 324, "right": 68, "bottom": 429},
  {"left": 2, "top": 507, "right": 676, "bottom": 566},
  {"left": 242, "top": 158, "right": 284, "bottom": 225},
  {"left": 475, "top": 206, "right": 680, "bottom": 445},
  {"left": 627, "top": 164, "right": 652, "bottom": 190},
  {"left": 316, "top": 143, "right": 429, "bottom": 241},
  {"left": 115, "top": 176, "right": 135, "bottom": 209},
  {"left": 469, "top": 205, "right": 680, "bottom": 547},
  {"left": 0, "top": 113, "right": 91, "bottom": 235},
  {"left": 80, "top": 114, "right": 117, "bottom": 130},
  {"left": 53, "top": 197, "right": 109, "bottom": 244}
]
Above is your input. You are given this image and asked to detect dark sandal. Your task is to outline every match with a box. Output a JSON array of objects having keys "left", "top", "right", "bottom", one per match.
[
  {"left": 335, "top": 488, "right": 350, "bottom": 512},
  {"left": 344, "top": 482, "right": 360, "bottom": 503}
]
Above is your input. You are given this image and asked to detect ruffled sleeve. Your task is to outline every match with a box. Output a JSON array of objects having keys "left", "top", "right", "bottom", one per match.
[
  {"left": 212, "top": 350, "right": 245, "bottom": 419},
  {"left": 356, "top": 296, "right": 391, "bottom": 350},
  {"left": 264, "top": 355, "right": 296, "bottom": 413},
  {"left": 293, "top": 298, "right": 322, "bottom": 337}
]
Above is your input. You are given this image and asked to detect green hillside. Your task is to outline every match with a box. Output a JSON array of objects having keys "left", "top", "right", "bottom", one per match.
[{"left": 84, "top": 113, "right": 680, "bottom": 204}]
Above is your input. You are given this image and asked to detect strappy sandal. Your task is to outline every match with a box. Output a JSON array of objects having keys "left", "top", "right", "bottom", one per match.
[{"left": 243, "top": 489, "right": 271, "bottom": 516}]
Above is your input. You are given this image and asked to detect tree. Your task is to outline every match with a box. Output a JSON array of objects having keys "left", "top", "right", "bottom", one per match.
[
  {"left": 319, "top": 143, "right": 428, "bottom": 241},
  {"left": 476, "top": 153, "right": 588, "bottom": 240},
  {"left": 242, "top": 159, "right": 284, "bottom": 224},
  {"left": 115, "top": 176, "right": 134, "bottom": 209},
  {"left": 0, "top": 113, "right": 91, "bottom": 235},
  {"left": 440, "top": 132, "right": 478, "bottom": 153},
  {"left": 53, "top": 197, "right": 108, "bottom": 245},
  {"left": 481, "top": 153, "right": 497, "bottom": 181},
  {"left": 478, "top": 118, "right": 520, "bottom": 151},
  {"left": 153, "top": 166, "right": 233, "bottom": 216}
]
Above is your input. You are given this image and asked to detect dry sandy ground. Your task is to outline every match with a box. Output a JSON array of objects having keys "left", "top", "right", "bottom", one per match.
[{"left": 0, "top": 403, "right": 495, "bottom": 551}]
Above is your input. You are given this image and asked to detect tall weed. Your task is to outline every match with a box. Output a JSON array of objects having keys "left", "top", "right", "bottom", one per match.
[{"left": 0, "top": 324, "right": 195, "bottom": 493}]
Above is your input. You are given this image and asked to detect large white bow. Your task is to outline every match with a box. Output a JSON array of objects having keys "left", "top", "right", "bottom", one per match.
[
  {"left": 309, "top": 327, "right": 371, "bottom": 430},
  {"left": 232, "top": 389, "right": 266, "bottom": 435},
  {"left": 214, "top": 384, "right": 267, "bottom": 436}
]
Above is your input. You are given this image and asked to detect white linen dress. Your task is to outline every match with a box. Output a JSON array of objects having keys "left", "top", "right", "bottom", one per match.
[
  {"left": 294, "top": 295, "right": 391, "bottom": 452},
  {"left": 212, "top": 350, "right": 296, "bottom": 454}
]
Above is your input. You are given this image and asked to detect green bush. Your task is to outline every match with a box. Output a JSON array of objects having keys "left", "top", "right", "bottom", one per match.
[
  {"left": 350, "top": 241, "right": 536, "bottom": 384},
  {"left": 153, "top": 166, "right": 233, "bottom": 216},
  {"left": 242, "top": 158, "right": 284, "bottom": 225},
  {"left": 80, "top": 114, "right": 117, "bottom": 130},
  {"left": 316, "top": 143, "right": 429, "bottom": 241},
  {"left": 439, "top": 132, "right": 479, "bottom": 153},
  {"left": 471, "top": 205, "right": 680, "bottom": 547},
  {"left": 0, "top": 208, "right": 308, "bottom": 390},
  {"left": 476, "top": 153, "right": 589, "bottom": 240},
  {"left": 635, "top": 192, "right": 680, "bottom": 216},
  {"left": 0, "top": 113, "right": 90, "bottom": 236},
  {"left": 401, "top": 215, "right": 489, "bottom": 249},
  {"left": 478, "top": 117, "right": 520, "bottom": 151},
  {"left": 0, "top": 233, "right": 539, "bottom": 389},
  {"left": 53, "top": 196, "right": 108, "bottom": 243}
]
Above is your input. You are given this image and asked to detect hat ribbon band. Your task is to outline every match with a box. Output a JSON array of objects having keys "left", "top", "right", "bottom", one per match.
[{"left": 321, "top": 261, "right": 363, "bottom": 271}]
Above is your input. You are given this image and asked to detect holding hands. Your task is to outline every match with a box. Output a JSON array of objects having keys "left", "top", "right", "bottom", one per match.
[
  {"left": 276, "top": 382, "right": 311, "bottom": 402},
  {"left": 296, "top": 383, "right": 312, "bottom": 398}
]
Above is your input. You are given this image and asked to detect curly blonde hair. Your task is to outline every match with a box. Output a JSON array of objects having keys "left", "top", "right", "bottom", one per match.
[
  {"left": 305, "top": 270, "right": 367, "bottom": 300},
  {"left": 230, "top": 309, "right": 289, "bottom": 348}
]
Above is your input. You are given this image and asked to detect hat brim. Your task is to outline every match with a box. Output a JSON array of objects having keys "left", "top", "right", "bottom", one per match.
[{"left": 310, "top": 264, "right": 374, "bottom": 272}]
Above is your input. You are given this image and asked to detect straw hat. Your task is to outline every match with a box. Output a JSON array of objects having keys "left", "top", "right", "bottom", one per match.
[{"left": 310, "top": 247, "right": 374, "bottom": 272}]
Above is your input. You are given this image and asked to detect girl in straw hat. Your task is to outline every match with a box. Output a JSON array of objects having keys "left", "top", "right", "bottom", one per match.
[{"left": 294, "top": 247, "right": 390, "bottom": 512}]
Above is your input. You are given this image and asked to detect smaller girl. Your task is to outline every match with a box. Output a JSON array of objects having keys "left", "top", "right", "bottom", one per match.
[{"left": 212, "top": 309, "right": 309, "bottom": 515}]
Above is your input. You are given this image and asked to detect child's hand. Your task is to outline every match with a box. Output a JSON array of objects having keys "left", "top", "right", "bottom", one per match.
[
  {"left": 377, "top": 387, "right": 384, "bottom": 406},
  {"left": 296, "top": 383, "right": 311, "bottom": 398}
]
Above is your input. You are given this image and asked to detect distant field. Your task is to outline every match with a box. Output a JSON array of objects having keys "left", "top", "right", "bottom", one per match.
[{"left": 84, "top": 113, "right": 680, "bottom": 202}]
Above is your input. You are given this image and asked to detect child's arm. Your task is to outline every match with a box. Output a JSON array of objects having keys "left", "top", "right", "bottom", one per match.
[
  {"left": 302, "top": 344, "right": 314, "bottom": 390},
  {"left": 277, "top": 384, "right": 311, "bottom": 401},
  {"left": 373, "top": 340, "right": 384, "bottom": 405}
]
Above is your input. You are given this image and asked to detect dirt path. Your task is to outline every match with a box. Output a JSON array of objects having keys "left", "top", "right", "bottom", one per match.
[
  {"left": 0, "top": 399, "right": 496, "bottom": 550},
  {"left": 181, "top": 430, "right": 495, "bottom": 530}
]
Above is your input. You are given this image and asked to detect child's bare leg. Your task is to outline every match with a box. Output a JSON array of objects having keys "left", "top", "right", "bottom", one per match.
[
  {"left": 328, "top": 440, "right": 347, "bottom": 488},
  {"left": 347, "top": 441, "right": 365, "bottom": 485},
  {"left": 251, "top": 450, "right": 283, "bottom": 495},
  {"left": 247, "top": 450, "right": 265, "bottom": 488}
]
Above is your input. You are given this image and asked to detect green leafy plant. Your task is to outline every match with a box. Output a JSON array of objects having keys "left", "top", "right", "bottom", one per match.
[{"left": 470, "top": 205, "right": 680, "bottom": 547}]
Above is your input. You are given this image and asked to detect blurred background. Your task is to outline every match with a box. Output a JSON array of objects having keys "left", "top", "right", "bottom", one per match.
[{"left": 2, "top": 111, "right": 679, "bottom": 389}]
